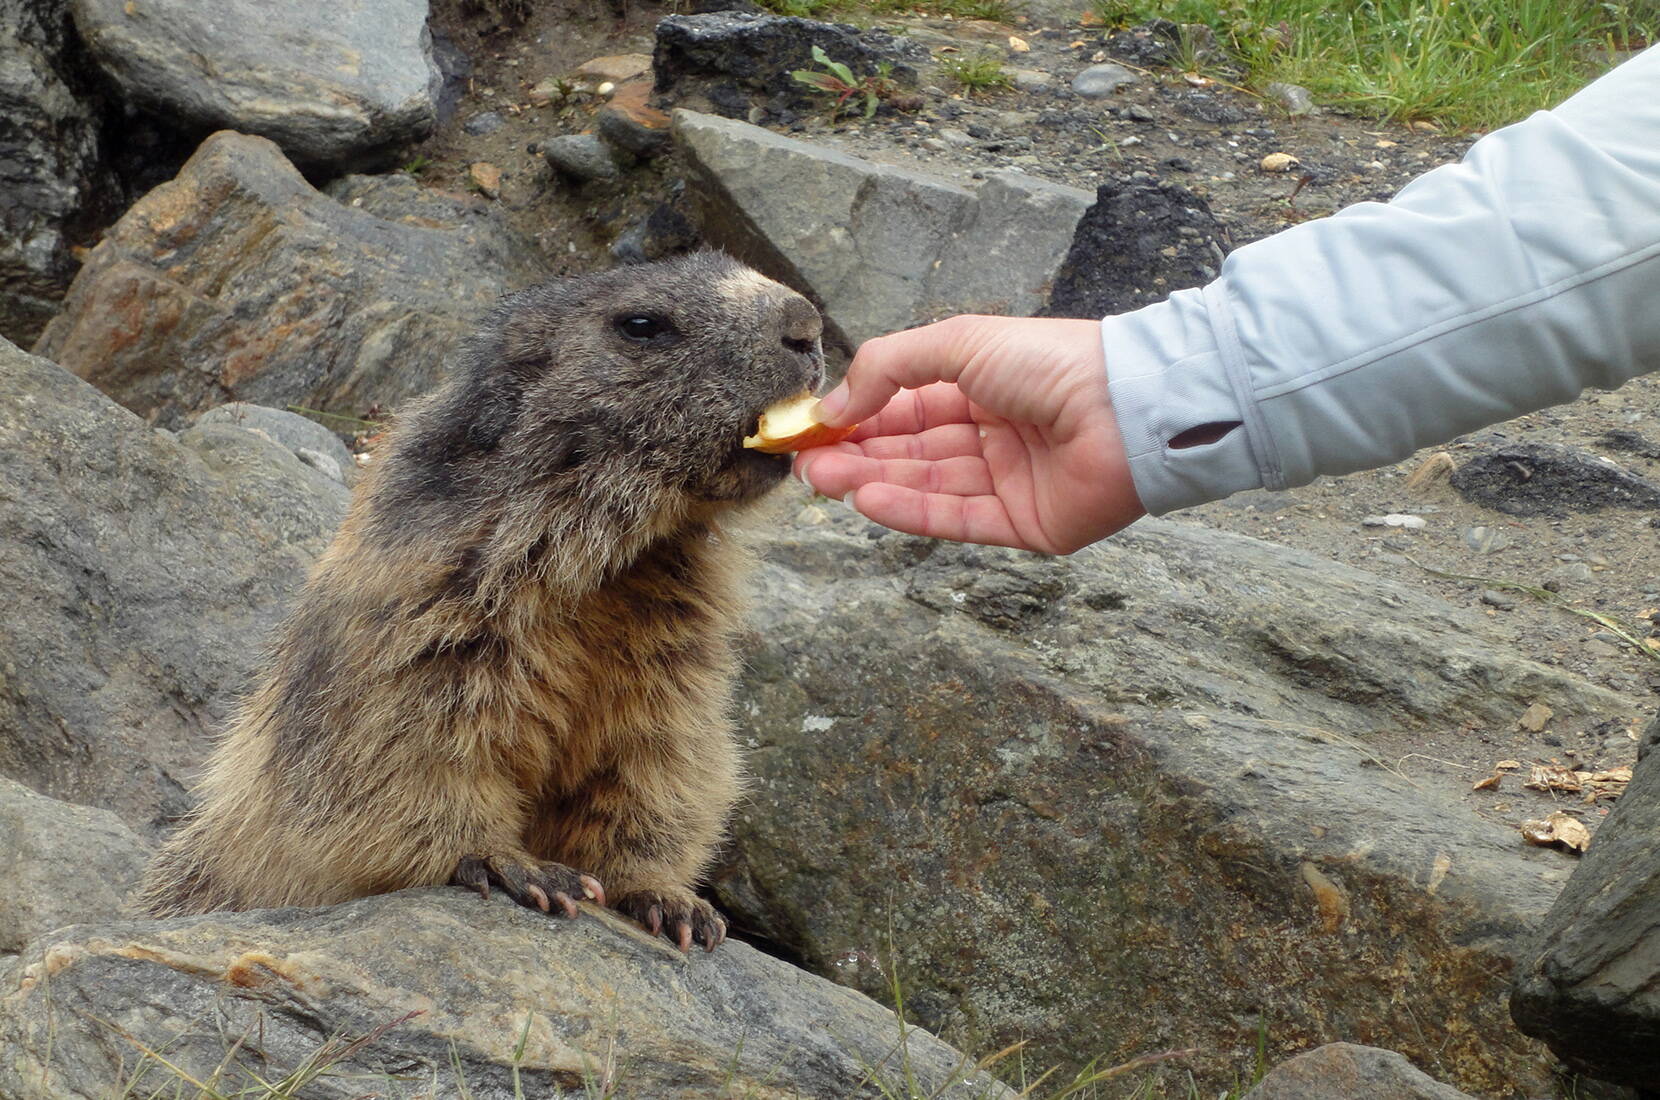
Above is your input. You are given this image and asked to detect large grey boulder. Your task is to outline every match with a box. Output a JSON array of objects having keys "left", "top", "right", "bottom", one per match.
[
  {"left": 0, "top": 777, "right": 152, "bottom": 954},
  {"left": 1510, "top": 716, "right": 1660, "bottom": 1087},
  {"left": 0, "top": 890, "right": 1009, "bottom": 1099},
  {"left": 194, "top": 402, "right": 359, "bottom": 486},
  {"left": 1242, "top": 1043, "right": 1477, "bottom": 1100},
  {"left": 33, "top": 131, "right": 542, "bottom": 428},
  {"left": 0, "top": 0, "right": 113, "bottom": 344},
  {"left": 0, "top": 338, "right": 347, "bottom": 833},
  {"left": 720, "top": 493, "right": 1641, "bottom": 1097},
  {"left": 674, "top": 109, "right": 1092, "bottom": 352},
  {"left": 69, "top": 0, "right": 441, "bottom": 166}
]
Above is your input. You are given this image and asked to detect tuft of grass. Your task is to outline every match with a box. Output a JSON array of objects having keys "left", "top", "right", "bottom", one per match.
[
  {"left": 1086, "top": 0, "right": 1655, "bottom": 129},
  {"left": 938, "top": 50, "right": 1015, "bottom": 93}
]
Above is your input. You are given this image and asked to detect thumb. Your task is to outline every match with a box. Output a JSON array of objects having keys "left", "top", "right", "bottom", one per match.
[{"left": 815, "top": 317, "right": 982, "bottom": 427}]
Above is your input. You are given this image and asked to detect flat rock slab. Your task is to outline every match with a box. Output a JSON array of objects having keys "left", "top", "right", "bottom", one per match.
[
  {"left": 720, "top": 492, "right": 1642, "bottom": 1096},
  {"left": 0, "top": 777, "right": 152, "bottom": 953},
  {"left": 674, "top": 109, "right": 1092, "bottom": 352},
  {"left": 0, "top": 338, "right": 347, "bottom": 833},
  {"left": 1450, "top": 441, "right": 1660, "bottom": 517},
  {"left": 70, "top": 0, "right": 440, "bottom": 166},
  {"left": 1243, "top": 1043, "right": 1476, "bottom": 1099},
  {"left": 0, "top": 890, "right": 1010, "bottom": 1099},
  {"left": 33, "top": 131, "right": 541, "bottom": 428},
  {"left": 1511, "top": 717, "right": 1660, "bottom": 1087}
]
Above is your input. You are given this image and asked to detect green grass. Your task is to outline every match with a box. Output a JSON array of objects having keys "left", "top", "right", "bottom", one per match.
[
  {"left": 938, "top": 50, "right": 1017, "bottom": 93},
  {"left": 761, "top": 0, "right": 1017, "bottom": 25},
  {"left": 1089, "top": 0, "right": 1657, "bottom": 129}
]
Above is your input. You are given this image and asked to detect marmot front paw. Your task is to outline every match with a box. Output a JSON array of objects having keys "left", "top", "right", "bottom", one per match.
[
  {"left": 451, "top": 853, "right": 605, "bottom": 917},
  {"left": 615, "top": 889, "right": 728, "bottom": 952}
]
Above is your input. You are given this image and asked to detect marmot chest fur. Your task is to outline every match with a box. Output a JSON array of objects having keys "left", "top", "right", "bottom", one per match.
[{"left": 139, "top": 253, "right": 826, "bottom": 950}]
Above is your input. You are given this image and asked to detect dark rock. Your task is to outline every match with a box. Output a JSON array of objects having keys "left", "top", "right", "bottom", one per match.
[
  {"left": 1104, "top": 19, "right": 1182, "bottom": 67},
  {"left": 1125, "top": 103, "right": 1156, "bottom": 123},
  {"left": 70, "top": 0, "right": 442, "bottom": 167},
  {"left": 610, "top": 201, "right": 700, "bottom": 264},
  {"left": 653, "top": 11, "right": 924, "bottom": 111},
  {"left": 0, "top": 0, "right": 116, "bottom": 344},
  {"left": 1176, "top": 89, "right": 1251, "bottom": 124},
  {"left": 1042, "top": 179, "right": 1231, "bottom": 318},
  {"left": 462, "top": 109, "right": 505, "bottom": 135},
  {"left": 1451, "top": 442, "right": 1660, "bottom": 517},
  {"left": 0, "top": 777, "right": 152, "bottom": 953},
  {"left": 721, "top": 493, "right": 1636, "bottom": 1095},
  {"left": 0, "top": 891, "right": 1009, "bottom": 1099},
  {"left": 1511, "top": 713, "right": 1660, "bottom": 1088},
  {"left": 33, "top": 132, "right": 542, "bottom": 427},
  {"left": 0, "top": 337, "right": 347, "bottom": 834},
  {"left": 543, "top": 132, "right": 621, "bottom": 182},
  {"left": 1597, "top": 429, "right": 1660, "bottom": 461},
  {"left": 596, "top": 81, "right": 673, "bottom": 159},
  {"left": 1242, "top": 1043, "right": 1477, "bottom": 1099}
]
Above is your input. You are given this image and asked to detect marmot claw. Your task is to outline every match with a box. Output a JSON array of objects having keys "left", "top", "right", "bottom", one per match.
[
  {"left": 615, "top": 890, "right": 727, "bottom": 952},
  {"left": 452, "top": 854, "right": 606, "bottom": 916}
]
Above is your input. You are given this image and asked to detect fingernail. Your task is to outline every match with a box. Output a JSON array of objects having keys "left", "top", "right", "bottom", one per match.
[
  {"left": 793, "top": 454, "right": 813, "bottom": 486},
  {"left": 815, "top": 383, "right": 849, "bottom": 422}
]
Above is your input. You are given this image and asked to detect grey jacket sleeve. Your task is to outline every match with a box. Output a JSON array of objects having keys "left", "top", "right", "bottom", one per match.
[{"left": 1102, "top": 45, "right": 1660, "bottom": 516}]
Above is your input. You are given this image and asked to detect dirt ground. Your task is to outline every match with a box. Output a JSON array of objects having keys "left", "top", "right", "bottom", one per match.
[{"left": 414, "top": 0, "right": 1648, "bottom": 841}]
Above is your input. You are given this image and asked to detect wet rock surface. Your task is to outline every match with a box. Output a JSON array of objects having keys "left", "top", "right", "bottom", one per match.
[
  {"left": 33, "top": 131, "right": 542, "bottom": 428},
  {"left": 0, "top": 890, "right": 1009, "bottom": 1099}
]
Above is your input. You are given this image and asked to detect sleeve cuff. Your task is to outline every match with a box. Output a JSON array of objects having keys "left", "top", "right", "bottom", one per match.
[{"left": 1100, "top": 286, "right": 1271, "bottom": 515}]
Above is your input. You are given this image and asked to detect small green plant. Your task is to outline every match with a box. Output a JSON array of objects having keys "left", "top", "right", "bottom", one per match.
[
  {"left": 399, "top": 153, "right": 431, "bottom": 177},
  {"left": 792, "top": 46, "right": 900, "bottom": 119},
  {"left": 937, "top": 50, "right": 1014, "bottom": 94}
]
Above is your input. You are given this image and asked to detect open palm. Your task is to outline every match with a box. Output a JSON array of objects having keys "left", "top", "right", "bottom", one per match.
[{"left": 792, "top": 316, "right": 1145, "bottom": 553}]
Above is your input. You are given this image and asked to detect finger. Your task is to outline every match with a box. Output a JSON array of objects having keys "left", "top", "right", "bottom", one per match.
[
  {"left": 844, "top": 382, "right": 974, "bottom": 441},
  {"left": 847, "top": 422, "right": 986, "bottom": 462},
  {"left": 849, "top": 483, "right": 1035, "bottom": 551},
  {"left": 799, "top": 454, "right": 994, "bottom": 501},
  {"left": 818, "top": 318, "right": 989, "bottom": 427}
]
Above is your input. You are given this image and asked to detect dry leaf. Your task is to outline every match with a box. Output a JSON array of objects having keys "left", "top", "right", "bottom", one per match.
[
  {"left": 1259, "top": 152, "right": 1299, "bottom": 172},
  {"left": 1069, "top": 39, "right": 1086, "bottom": 48},
  {"left": 1404, "top": 451, "right": 1456, "bottom": 490},
  {"left": 1521, "top": 811, "right": 1591, "bottom": 853},
  {"left": 1182, "top": 72, "right": 1212, "bottom": 86},
  {"left": 1472, "top": 773, "right": 1502, "bottom": 791},
  {"left": 1525, "top": 764, "right": 1582, "bottom": 793},
  {"left": 1495, "top": 759, "right": 1522, "bottom": 770},
  {"left": 1517, "top": 702, "right": 1553, "bottom": 732},
  {"left": 1008, "top": 35, "right": 1031, "bottom": 52},
  {"left": 1374, "top": 139, "right": 1397, "bottom": 148},
  {"left": 1409, "top": 119, "right": 1441, "bottom": 133}
]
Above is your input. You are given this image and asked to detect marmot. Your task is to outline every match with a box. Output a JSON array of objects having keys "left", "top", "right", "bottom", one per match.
[{"left": 139, "top": 253, "right": 826, "bottom": 951}]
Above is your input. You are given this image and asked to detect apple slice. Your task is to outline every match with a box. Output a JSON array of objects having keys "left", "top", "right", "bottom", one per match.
[{"left": 742, "top": 392, "right": 858, "bottom": 454}]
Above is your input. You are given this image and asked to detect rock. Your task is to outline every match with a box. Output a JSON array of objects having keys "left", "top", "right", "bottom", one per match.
[
  {"left": 193, "top": 402, "right": 358, "bottom": 486},
  {"left": 1070, "top": 61, "right": 1137, "bottom": 98},
  {"left": 1450, "top": 441, "right": 1660, "bottom": 517},
  {"left": 462, "top": 109, "right": 505, "bottom": 135},
  {"left": 1511, "top": 715, "right": 1660, "bottom": 1087},
  {"left": 1481, "top": 589, "right": 1519, "bottom": 610},
  {"left": 1011, "top": 68, "right": 1052, "bottom": 93},
  {"left": 468, "top": 159, "right": 502, "bottom": 198},
  {"left": 1462, "top": 525, "right": 1511, "bottom": 554},
  {"left": 1266, "top": 80, "right": 1316, "bottom": 116},
  {"left": 674, "top": 109, "right": 1092, "bottom": 351},
  {"left": 719, "top": 493, "right": 1640, "bottom": 1095},
  {"left": 596, "top": 79, "right": 672, "bottom": 159},
  {"left": 0, "top": 338, "right": 347, "bottom": 833},
  {"left": 32, "top": 131, "right": 541, "bottom": 428},
  {"left": 610, "top": 202, "right": 700, "bottom": 264},
  {"left": 1242, "top": 1043, "right": 1476, "bottom": 1099},
  {"left": 1125, "top": 102, "right": 1156, "bottom": 122},
  {"left": 0, "top": 891, "right": 1009, "bottom": 1099},
  {"left": 542, "top": 132, "right": 621, "bottom": 182},
  {"left": 1041, "top": 179, "right": 1231, "bottom": 319},
  {"left": 0, "top": 777, "right": 152, "bottom": 953},
  {"left": 69, "top": 0, "right": 442, "bottom": 166},
  {"left": 1361, "top": 513, "right": 1426, "bottom": 529},
  {"left": 574, "top": 52, "right": 653, "bottom": 84},
  {"left": 0, "top": 0, "right": 116, "bottom": 344},
  {"left": 1104, "top": 19, "right": 1182, "bottom": 67},
  {"left": 653, "top": 11, "right": 924, "bottom": 111}
]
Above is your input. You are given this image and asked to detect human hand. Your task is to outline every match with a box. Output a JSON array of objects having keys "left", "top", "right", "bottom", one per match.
[{"left": 793, "top": 315, "right": 1145, "bottom": 553}]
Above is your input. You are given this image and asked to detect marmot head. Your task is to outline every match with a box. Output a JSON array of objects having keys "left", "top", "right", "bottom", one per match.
[{"left": 375, "top": 253, "right": 825, "bottom": 543}]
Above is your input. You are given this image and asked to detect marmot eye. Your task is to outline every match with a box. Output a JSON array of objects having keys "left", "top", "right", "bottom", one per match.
[{"left": 614, "top": 313, "right": 674, "bottom": 343}]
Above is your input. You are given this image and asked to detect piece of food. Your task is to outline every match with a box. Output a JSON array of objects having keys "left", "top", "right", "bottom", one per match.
[{"left": 743, "top": 392, "right": 858, "bottom": 454}]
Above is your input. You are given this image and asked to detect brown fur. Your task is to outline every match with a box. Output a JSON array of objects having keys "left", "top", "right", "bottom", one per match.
[{"left": 139, "top": 254, "right": 823, "bottom": 948}]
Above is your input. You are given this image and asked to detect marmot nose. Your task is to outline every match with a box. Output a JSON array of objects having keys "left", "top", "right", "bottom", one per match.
[{"left": 780, "top": 297, "right": 822, "bottom": 355}]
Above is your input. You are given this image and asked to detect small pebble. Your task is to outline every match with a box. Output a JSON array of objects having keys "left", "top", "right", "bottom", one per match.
[
  {"left": 1481, "top": 589, "right": 1518, "bottom": 610},
  {"left": 1071, "top": 63, "right": 1137, "bottom": 99},
  {"left": 542, "top": 134, "right": 619, "bottom": 183},
  {"left": 1265, "top": 81, "right": 1315, "bottom": 116},
  {"left": 1463, "top": 525, "right": 1511, "bottom": 554},
  {"left": 463, "top": 111, "right": 505, "bottom": 136},
  {"left": 1125, "top": 104, "right": 1155, "bottom": 123}
]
